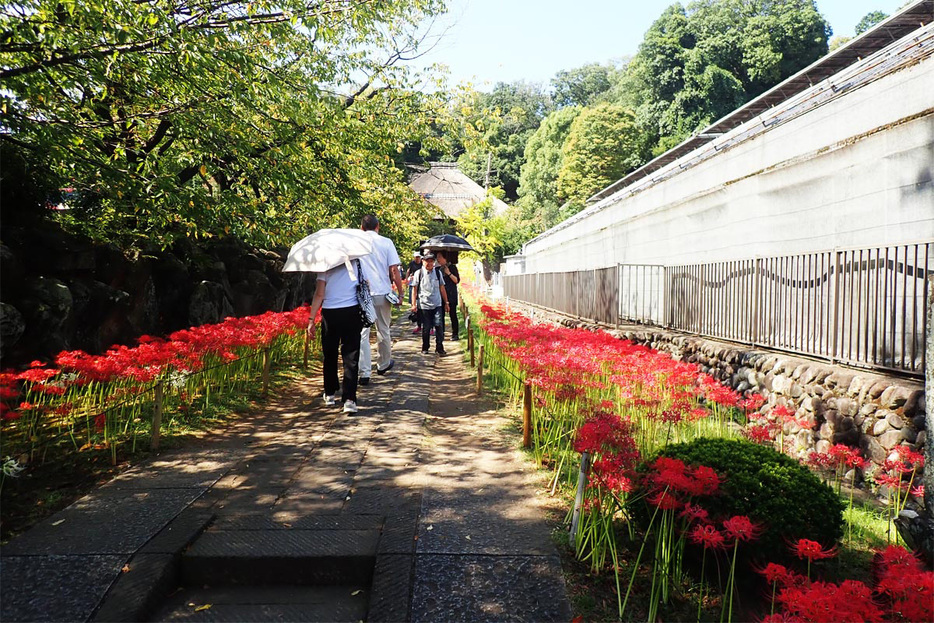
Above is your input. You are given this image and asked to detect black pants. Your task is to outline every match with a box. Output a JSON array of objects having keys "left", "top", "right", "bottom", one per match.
[
  {"left": 420, "top": 306, "right": 445, "bottom": 353},
  {"left": 448, "top": 299, "right": 459, "bottom": 339},
  {"left": 322, "top": 305, "right": 363, "bottom": 402}
]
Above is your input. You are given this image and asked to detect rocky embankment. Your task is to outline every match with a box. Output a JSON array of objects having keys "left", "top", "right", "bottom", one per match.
[{"left": 0, "top": 223, "right": 314, "bottom": 367}]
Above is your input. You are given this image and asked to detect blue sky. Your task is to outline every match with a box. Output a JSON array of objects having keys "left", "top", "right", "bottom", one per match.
[{"left": 415, "top": 0, "right": 907, "bottom": 89}]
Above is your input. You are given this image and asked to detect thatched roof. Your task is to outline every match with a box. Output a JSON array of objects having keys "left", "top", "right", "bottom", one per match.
[{"left": 408, "top": 162, "right": 509, "bottom": 219}]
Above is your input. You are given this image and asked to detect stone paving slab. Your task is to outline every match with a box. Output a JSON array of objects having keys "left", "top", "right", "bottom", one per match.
[
  {"left": 212, "top": 513, "right": 383, "bottom": 532},
  {"left": 368, "top": 554, "right": 414, "bottom": 622},
  {"left": 154, "top": 586, "right": 369, "bottom": 622},
  {"left": 0, "top": 554, "right": 127, "bottom": 623},
  {"left": 410, "top": 554, "right": 572, "bottom": 623},
  {"left": 92, "top": 553, "right": 177, "bottom": 623},
  {"left": 100, "top": 456, "right": 234, "bottom": 490},
  {"left": 2, "top": 488, "right": 202, "bottom": 556}
]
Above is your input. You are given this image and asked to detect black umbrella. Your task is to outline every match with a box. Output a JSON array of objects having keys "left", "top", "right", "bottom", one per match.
[{"left": 420, "top": 234, "right": 474, "bottom": 252}]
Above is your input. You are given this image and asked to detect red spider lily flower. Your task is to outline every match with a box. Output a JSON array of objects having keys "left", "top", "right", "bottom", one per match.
[
  {"left": 874, "top": 473, "right": 909, "bottom": 492},
  {"left": 791, "top": 538, "right": 836, "bottom": 562},
  {"left": 16, "top": 367, "right": 59, "bottom": 383},
  {"left": 741, "top": 393, "right": 766, "bottom": 412},
  {"left": 722, "top": 515, "right": 761, "bottom": 542},
  {"left": 874, "top": 548, "right": 934, "bottom": 623},
  {"left": 910, "top": 484, "right": 924, "bottom": 499},
  {"left": 691, "top": 465, "right": 721, "bottom": 495},
  {"left": 760, "top": 614, "right": 804, "bottom": 623},
  {"left": 747, "top": 423, "right": 777, "bottom": 444},
  {"left": 688, "top": 523, "right": 726, "bottom": 550},
  {"left": 34, "top": 383, "right": 66, "bottom": 396},
  {"left": 648, "top": 490, "right": 683, "bottom": 511},
  {"left": 17, "top": 401, "right": 37, "bottom": 411},
  {"left": 780, "top": 579, "right": 884, "bottom": 623},
  {"left": 757, "top": 562, "right": 801, "bottom": 587},
  {"left": 678, "top": 503, "right": 709, "bottom": 524},
  {"left": 894, "top": 445, "right": 924, "bottom": 469},
  {"left": 876, "top": 544, "right": 924, "bottom": 572}
]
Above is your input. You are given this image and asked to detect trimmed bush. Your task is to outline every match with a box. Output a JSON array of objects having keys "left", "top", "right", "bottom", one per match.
[{"left": 656, "top": 438, "right": 845, "bottom": 562}]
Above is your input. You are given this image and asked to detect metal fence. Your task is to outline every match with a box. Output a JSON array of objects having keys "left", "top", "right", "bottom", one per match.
[{"left": 503, "top": 242, "right": 932, "bottom": 376}]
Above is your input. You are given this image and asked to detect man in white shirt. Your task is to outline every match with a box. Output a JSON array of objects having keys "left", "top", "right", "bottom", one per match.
[{"left": 357, "top": 214, "right": 404, "bottom": 383}]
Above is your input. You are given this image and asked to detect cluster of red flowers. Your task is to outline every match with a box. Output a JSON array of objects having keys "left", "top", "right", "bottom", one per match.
[
  {"left": 874, "top": 445, "right": 925, "bottom": 497},
  {"left": 874, "top": 544, "right": 934, "bottom": 622},
  {"left": 644, "top": 456, "right": 722, "bottom": 508},
  {"left": 808, "top": 443, "right": 867, "bottom": 472},
  {"left": 0, "top": 306, "right": 311, "bottom": 421},
  {"left": 746, "top": 404, "right": 809, "bottom": 447},
  {"left": 575, "top": 409, "right": 641, "bottom": 494},
  {"left": 757, "top": 544, "right": 933, "bottom": 623},
  {"left": 687, "top": 514, "right": 762, "bottom": 551}
]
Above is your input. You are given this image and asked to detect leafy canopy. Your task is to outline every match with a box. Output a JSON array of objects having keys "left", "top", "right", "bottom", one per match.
[{"left": 1, "top": 0, "right": 449, "bottom": 252}]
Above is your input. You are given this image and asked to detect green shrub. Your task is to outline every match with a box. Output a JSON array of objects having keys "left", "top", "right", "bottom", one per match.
[{"left": 656, "top": 438, "right": 845, "bottom": 562}]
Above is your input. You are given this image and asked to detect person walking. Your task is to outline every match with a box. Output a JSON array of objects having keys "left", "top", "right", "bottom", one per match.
[
  {"left": 435, "top": 250, "right": 460, "bottom": 340},
  {"left": 357, "top": 215, "right": 404, "bottom": 384},
  {"left": 410, "top": 252, "right": 450, "bottom": 355},
  {"left": 307, "top": 262, "right": 365, "bottom": 414},
  {"left": 405, "top": 251, "right": 422, "bottom": 334}
]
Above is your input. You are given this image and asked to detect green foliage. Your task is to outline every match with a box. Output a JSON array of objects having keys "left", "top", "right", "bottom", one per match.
[
  {"left": 1, "top": 0, "right": 447, "bottom": 252},
  {"left": 657, "top": 438, "right": 845, "bottom": 562},
  {"left": 556, "top": 103, "right": 648, "bottom": 212},
  {"left": 855, "top": 11, "right": 888, "bottom": 35},
  {"left": 514, "top": 106, "right": 583, "bottom": 235},
  {"left": 625, "top": 0, "right": 830, "bottom": 147},
  {"left": 551, "top": 63, "right": 614, "bottom": 108},
  {"left": 455, "top": 81, "right": 552, "bottom": 200}
]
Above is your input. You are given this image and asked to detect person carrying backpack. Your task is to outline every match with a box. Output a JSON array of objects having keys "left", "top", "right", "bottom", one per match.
[{"left": 409, "top": 252, "right": 450, "bottom": 355}]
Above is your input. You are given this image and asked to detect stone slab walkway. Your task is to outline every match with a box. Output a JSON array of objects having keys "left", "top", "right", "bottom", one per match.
[{"left": 1, "top": 314, "right": 572, "bottom": 622}]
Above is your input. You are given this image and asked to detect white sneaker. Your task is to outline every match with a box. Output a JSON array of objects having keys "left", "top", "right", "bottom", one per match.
[
  {"left": 323, "top": 393, "right": 338, "bottom": 406},
  {"left": 342, "top": 400, "right": 358, "bottom": 414}
]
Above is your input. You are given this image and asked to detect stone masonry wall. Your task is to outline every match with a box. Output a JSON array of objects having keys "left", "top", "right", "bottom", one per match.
[{"left": 514, "top": 302, "right": 926, "bottom": 482}]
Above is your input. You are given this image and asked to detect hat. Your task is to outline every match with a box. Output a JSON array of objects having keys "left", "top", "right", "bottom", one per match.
[
  {"left": 413, "top": 251, "right": 421, "bottom": 258},
  {"left": 422, "top": 252, "right": 436, "bottom": 260}
]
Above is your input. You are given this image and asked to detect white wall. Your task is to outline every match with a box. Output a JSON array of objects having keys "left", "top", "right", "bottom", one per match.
[{"left": 522, "top": 50, "right": 934, "bottom": 274}]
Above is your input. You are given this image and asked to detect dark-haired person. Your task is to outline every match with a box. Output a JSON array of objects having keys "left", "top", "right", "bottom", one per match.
[
  {"left": 357, "top": 215, "right": 404, "bottom": 384},
  {"left": 435, "top": 250, "right": 460, "bottom": 340},
  {"left": 410, "top": 252, "right": 449, "bottom": 355}
]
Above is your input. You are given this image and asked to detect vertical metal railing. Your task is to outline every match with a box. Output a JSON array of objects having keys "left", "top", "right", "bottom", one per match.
[{"left": 502, "top": 241, "right": 931, "bottom": 376}]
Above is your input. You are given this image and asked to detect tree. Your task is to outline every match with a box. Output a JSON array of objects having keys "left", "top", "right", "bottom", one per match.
[
  {"left": 551, "top": 63, "right": 613, "bottom": 108},
  {"left": 625, "top": 0, "right": 830, "bottom": 149},
  {"left": 556, "top": 103, "right": 648, "bottom": 213},
  {"left": 514, "top": 106, "right": 582, "bottom": 234},
  {"left": 455, "top": 81, "right": 552, "bottom": 200},
  {"left": 856, "top": 11, "right": 888, "bottom": 35},
  {"left": 0, "top": 0, "right": 447, "bottom": 252}
]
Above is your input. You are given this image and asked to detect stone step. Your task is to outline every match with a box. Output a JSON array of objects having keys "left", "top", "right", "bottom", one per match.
[
  {"left": 152, "top": 585, "right": 369, "bottom": 622},
  {"left": 181, "top": 529, "right": 380, "bottom": 586}
]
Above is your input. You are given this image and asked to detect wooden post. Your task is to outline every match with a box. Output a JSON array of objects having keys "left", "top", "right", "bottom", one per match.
[
  {"left": 303, "top": 332, "right": 309, "bottom": 370},
  {"left": 522, "top": 381, "right": 533, "bottom": 449},
  {"left": 262, "top": 347, "right": 271, "bottom": 397},
  {"left": 151, "top": 383, "right": 164, "bottom": 451},
  {"left": 469, "top": 327, "right": 475, "bottom": 367},
  {"left": 476, "top": 344, "right": 484, "bottom": 395}
]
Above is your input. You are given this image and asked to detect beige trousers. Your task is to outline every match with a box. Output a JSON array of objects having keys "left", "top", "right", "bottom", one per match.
[{"left": 359, "top": 294, "right": 392, "bottom": 377}]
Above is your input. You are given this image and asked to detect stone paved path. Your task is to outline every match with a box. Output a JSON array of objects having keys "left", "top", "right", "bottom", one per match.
[{"left": 1, "top": 314, "right": 572, "bottom": 622}]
